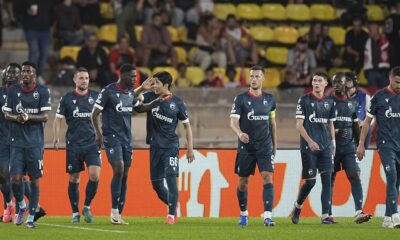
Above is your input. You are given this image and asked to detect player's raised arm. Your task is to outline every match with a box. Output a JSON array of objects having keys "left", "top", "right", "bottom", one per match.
[
  {"left": 134, "top": 77, "right": 155, "bottom": 97},
  {"left": 133, "top": 96, "right": 164, "bottom": 113}
]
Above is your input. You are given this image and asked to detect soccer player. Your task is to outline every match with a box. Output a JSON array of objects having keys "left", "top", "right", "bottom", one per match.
[
  {"left": 291, "top": 72, "right": 336, "bottom": 224},
  {"left": 357, "top": 66, "right": 400, "bottom": 228},
  {"left": 53, "top": 67, "right": 101, "bottom": 223},
  {"left": 230, "top": 66, "right": 277, "bottom": 227},
  {"left": 0, "top": 63, "right": 21, "bottom": 223},
  {"left": 3, "top": 61, "right": 51, "bottom": 228},
  {"left": 330, "top": 72, "right": 372, "bottom": 223},
  {"left": 135, "top": 71, "right": 194, "bottom": 225},
  {"left": 92, "top": 64, "right": 161, "bottom": 224}
]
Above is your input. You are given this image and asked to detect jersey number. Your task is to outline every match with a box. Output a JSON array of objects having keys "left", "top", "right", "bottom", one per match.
[{"left": 169, "top": 157, "right": 178, "bottom": 167}]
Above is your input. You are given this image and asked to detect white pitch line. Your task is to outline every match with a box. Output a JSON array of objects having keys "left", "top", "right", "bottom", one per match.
[{"left": 40, "top": 223, "right": 128, "bottom": 234}]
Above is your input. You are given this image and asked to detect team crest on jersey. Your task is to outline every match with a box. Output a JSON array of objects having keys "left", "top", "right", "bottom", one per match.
[
  {"left": 263, "top": 99, "right": 268, "bottom": 105},
  {"left": 68, "top": 164, "right": 72, "bottom": 172},
  {"left": 88, "top": 97, "right": 94, "bottom": 104},
  {"left": 170, "top": 102, "right": 176, "bottom": 110},
  {"left": 385, "top": 98, "right": 389, "bottom": 103},
  {"left": 33, "top": 91, "right": 39, "bottom": 99},
  {"left": 324, "top": 102, "right": 329, "bottom": 109},
  {"left": 17, "top": 92, "right": 21, "bottom": 97},
  {"left": 248, "top": 101, "right": 251, "bottom": 105},
  {"left": 348, "top": 102, "right": 353, "bottom": 109},
  {"left": 308, "top": 169, "right": 313, "bottom": 176},
  {"left": 72, "top": 100, "right": 76, "bottom": 104},
  {"left": 311, "top": 103, "right": 314, "bottom": 107},
  {"left": 116, "top": 93, "right": 120, "bottom": 98},
  {"left": 2, "top": 95, "right": 5, "bottom": 99},
  {"left": 109, "top": 148, "right": 114, "bottom": 154}
]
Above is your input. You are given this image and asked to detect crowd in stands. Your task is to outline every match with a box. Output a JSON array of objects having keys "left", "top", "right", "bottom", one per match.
[{"left": 0, "top": 0, "right": 400, "bottom": 90}]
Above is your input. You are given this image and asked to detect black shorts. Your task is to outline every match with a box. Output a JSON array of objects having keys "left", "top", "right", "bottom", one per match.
[
  {"left": 334, "top": 145, "right": 360, "bottom": 173},
  {"left": 150, "top": 147, "right": 179, "bottom": 180},
  {"left": 66, "top": 145, "right": 101, "bottom": 173},
  {"left": 10, "top": 146, "right": 44, "bottom": 179},
  {"left": 301, "top": 149, "right": 333, "bottom": 179},
  {"left": 104, "top": 141, "right": 133, "bottom": 167},
  {"left": 234, "top": 148, "right": 274, "bottom": 177}
]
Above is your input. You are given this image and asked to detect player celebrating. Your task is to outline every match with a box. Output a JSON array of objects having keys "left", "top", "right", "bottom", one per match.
[
  {"left": 53, "top": 67, "right": 101, "bottom": 223},
  {"left": 357, "top": 66, "right": 400, "bottom": 228},
  {"left": 4, "top": 61, "right": 51, "bottom": 228},
  {"left": 291, "top": 72, "right": 336, "bottom": 224},
  {"left": 92, "top": 64, "right": 161, "bottom": 224},
  {"left": 0, "top": 63, "right": 21, "bottom": 223},
  {"left": 230, "top": 66, "right": 277, "bottom": 227},
  {"left": 330, "top": 72, "right": 372, "bottom": 223},
  {"left": 135, "top": 71, "right": 195, "bottom": 225}
]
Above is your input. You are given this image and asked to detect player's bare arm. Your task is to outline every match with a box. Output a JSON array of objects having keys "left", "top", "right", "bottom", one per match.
[
  {"left": 52, "top": 116, "right": 63, "bottom": 150},
  {"left": 91, "top": 107, "right": 103, "bottom": 148},
  {"left": 270, "top": 114, "right": 277, "bottom": 156},
  {"left": 356, "top": 116, "right": 373, "bottom": 160},
  {"left": 329, "top": 120, "right": 336, "bottom": 157},
  {"left": 183, "top": 122, "right": 194, "bottom": 163},
  {"left": 296, "top": 118, "right": 320, "bottom": 152},
  {"left": 230, "top": 117, "right": 249, "bottom": 144}
]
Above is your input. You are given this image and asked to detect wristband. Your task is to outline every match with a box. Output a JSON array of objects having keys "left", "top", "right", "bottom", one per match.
[{"left": 332, "top": 140, "right": 336, "bottom": 147}]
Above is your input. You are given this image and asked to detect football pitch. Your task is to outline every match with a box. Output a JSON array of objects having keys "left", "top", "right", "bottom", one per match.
[{"left": 0, "top": 217, "right": 398, "bottom": 240}]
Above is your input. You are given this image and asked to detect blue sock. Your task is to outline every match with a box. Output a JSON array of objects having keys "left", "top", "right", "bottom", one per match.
[
  {"left": 348, "top": 173, "right": 363, "bottom": 212},
  {"left": 29, "top": 183, "right": 39, "bottom": 215},
  {"left": 320, "top": 172, "right": 332, "bottom": 215},
  {"left": 237, "top": 188, "right": 248, "bottom": 212},
  {"left": 263, "top": 183, "right": 274, "bottom": 212},
  {"left": 111, "top": 176, "right": 122, "bottom": 210},
  {"left": 151, "top": 180, "right": 168, "bottom": 205},
  {"left": 68, "top": 182, "right": 79, "bottom": 213},
  {"left": 27, "top": 214, "right": 34, "bottom": 222},
  {"left": 118, "top": 176, "right": 128, "bottom": 214},
  {"left": 23, "top": 178, "right": 31, "bottom": 199},
  {"left": 84, "top": 180, "right": 98, "bottom": 207},
  {"left": 296, "top": 179, "right": 316, "bottom": 205},
  {"left": 385, "top": 166, "right": 399, "bottom": 215},
  {"left": 166, "top": 175, "right": 178, "bottom": 215}
]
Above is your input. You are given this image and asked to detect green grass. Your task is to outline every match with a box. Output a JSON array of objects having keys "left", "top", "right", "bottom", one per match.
[{"left": 0, "top": 217, "right": 398, "bottom": 240}]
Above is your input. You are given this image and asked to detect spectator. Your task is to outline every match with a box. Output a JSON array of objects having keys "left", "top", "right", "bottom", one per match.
[
  {"left": 363, "top": 22, "right": 390, "bottom": 88},
  {"left": 73, "top": 0, "right": 101, "bottom": 26},
  {"left": 140, "top": 12, "right": 177, "bottom": 68},
  {"left": 54, "top": 0, "right": 85, "bottom": 46},
  {"left": 175, "top": 63, "right": 193, "bottom": 88},
  {"left": 343, "top": 17, "right": 369, "bottom": 73},
  {"left": 109, "top": 36, "right": 136, "bottom": 74},
  {"left": 189, "top": 15, "right": 227, "bottom": 70},
  {"left": 385, "top": 2, "right": 400, "bottom": 67},
  {"left": 115, "top": 0, "right": 143, "bottom": 48},
  {"left": 77, "top": 34, "right": 112, "bottom": 87},
  {"left": 53, "top": 57, "right": 76, "bottom": 86},
  {"left": 221, "top": 14, "right": 258, "bottom": 66},
  {"left": 164, "top": 0, "right": 184, "bottom": 27},
  {"left": 224, "top": 65, "right": 239, "bottom": 88},
  {"left": 283, "top": 37, "right": 317, "bottom": 87},
  {"left": 185, "top": 0, "right": 213, "bottom": 40},
  {"left": 16, "top": 0, "right": 54, "bottom": 80},
  {"left": 141, "top": 0, "right": 163, "bottom": 25},
  {"left": 199, "top": 68, "right": 224, "bottom": 87}
]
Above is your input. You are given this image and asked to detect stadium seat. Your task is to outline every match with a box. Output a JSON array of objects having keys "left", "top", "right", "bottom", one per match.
[
  {"left": 97, "top": 24, "right": 117, "bottom": 43},
  {"left": 261, "top": 4, "right": 287, "bottom": 21},
  {"left": 213, "top": 67, "right": 229, "bottom": 83},
  {"left": 60, "top": 46, "right": 81, "bottom": 62},
  {"left": 100, "top": 2, "right": 114, "bottom": 19},
  {"left": 298, "top": 26, "right": 310, "bottom": 36},
  {"left": 177, "top": 26, "right": 187, "bottom": 42},
  {"left": 328, "top": 26, "right": 346, "bottom": 45},
  {"left": 286, "top": 4, "right": 311, "bottom": 21},
  {"left": 274, "top": 26, "right": 299, "bottom": 44},
  {"left": 213, "top": 4, "right": 236, "bottom": 20},
  {"left": 135, "top": 25, "right": 143, "bottom": 41},
  {"left": 366, "top": 5, "right": 385, "bottom": 21},
  {"left": 358, "top": 70, "right": 368, "bottom": 85},
  {"left": 175, "top": 47, "right": 187, "bottom": 64},
  {"left": 265, "top": 47, "right": 288, "bottom": 65},
  {"left": 236, "top": 4, "right": 262, "bottom": 20},
  {"left": 236, "top": 67, "right": 250, "bottom": 85},
  {"left": 138, "top": 67, "right": 152, "bottom": 77},
  {"left": 263, "top": 68, "right": 282, "bottom": 88},
  {"left": 167, "top": 26, "right": 179, "bottom": 42},
  {"left": 328, "top": 68, "right": 351, "bottom": 79},
  {"left": 249, "top": 26, "right": 274, "bottom": 42},
  {"left": 310, "top": 4, "right": 336, "bottom": 21},
  {"left": 153, "top": 67, "right": 178, "bottom": 81},
  {"left": 186, "top": 67, "right": 205, "bottom": 86}
]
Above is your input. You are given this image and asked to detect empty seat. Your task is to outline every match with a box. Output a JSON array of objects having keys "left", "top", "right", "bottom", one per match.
[
  {"left": 135, "top": 25, "right": 143, "bottom": 41},
  {"left": 153, "top": 67, "right": 178, "bottom": 81},
  {"left": 286, "top": 4, "right": 311, "bottom": 21},
  {"left": 328, "top": 26, "right": 346, "bottom": 45},
  {"left": 298, "top": 26, "right": 310, "bottom": 37},
  {"left": 274, "top": 26, "right": 299, "bottom": 44},
  {"left": 236, "top": 4, "right": 262, "bottom": 20},
  {"left": 263, "top": 68, "right": 282, "bottom": 88},
  {"left": 138, "top": 67, "right": 152, "bottom": 77},
  {"left": 167, "top": 26, "right": 179, "bottom": 42},
  {"left": 310, "top": 4, "right": 336, "bottom": 21},
  {"left": 97, "top": 24, "right": 117, "bottom": 43},
  {"left": 266, "top": 47, "right": 288, "bottom": 65},
  {"left": 261, "top": 4, "right": 287, "bottom": 21},
  {"left": 249, "top": 26, "right": 274, "bottom": 42},
  {"left": 100, "top": 2, "right": 114, "bottom": 19},
  {"left": 213, "top": 4, "right": 236, "bottom": 20},
  {"left": 60, "top": 46, "right": 81, "bottom": 62},
  {"left": 175, "top": 47, "right": 187, "bottom": 64},
  {"left": 367, "top": 5, "right": 385, "bottom": 21},
  {"left": 186, "top": 67, "right": 205, "bottom": 86}
]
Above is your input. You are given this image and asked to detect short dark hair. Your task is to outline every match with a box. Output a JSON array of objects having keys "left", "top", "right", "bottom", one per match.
[
  {"left": 344, "top": 71, "right": 359, "bottom": 86},
  {"left": 120, "top": 64, "right": 135, "bottom": 74},
  {"left": 153, "top": 71, "right": 173, "bottom": 90},
  {"left": 74, "top": 67, "right": 89, "bottom": 77},
  {"left": 6, "top": 62, "right": 21, "bottom": 71},
  {"left": 312, "top": 72, "right": 328, "bottom": 81},
  {"left": 225, "top": 65, "right": 237, "bottom": 75},
  {"left": 226, "top": 14, "right": 236, "bottom": 21},
  {"left": 152, "top": 12, "right": 162, "bottom": 19},
  {"left": 390, "top": 66, "right": 400, "bottom": 77},
  {"left": 250, "top": 65, "right": 264, "bottom": 74},
  {"left": 22, "top": 61, "right": 37, "bottom": 71}
]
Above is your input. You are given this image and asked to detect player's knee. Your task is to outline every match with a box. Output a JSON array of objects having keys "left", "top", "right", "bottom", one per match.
[
  {"left": 261, "top": 172, "right": 273, "bottom": 184},
  {"left": 305, "top": 179, "right": 316, "bottom": 188},
  {"left": 238, "top": 177, "right": 249, "bottom": 191},
  {"left": 69, "top": 173, "right": 80, "bottom": 183},
  {"left": 30, "top": 178, "right": 39, "bottom": 188},
  {"left": 346, "top": 171, "right": 360, "bottom": 182},
  {"left": 11, "top": 175, "right": 22, "bottom": 185},
  {"left": 89, "top": 173, "right": 99, "bottom": 182}
]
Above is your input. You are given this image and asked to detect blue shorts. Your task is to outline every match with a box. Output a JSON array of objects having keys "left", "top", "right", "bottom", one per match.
[
  {"left": 0, "top": 144, "right": 10, "bottom": 169},
  {"left": 150, "top": 147, "right": 179, "bottom": 180},
  {"left": 104, "top": 141, "right": 133, "bottom": 167},
  {"left": 301, "top": 149, "right": 333, "bottom": 179},
  {"left": 378, "top": 147, "right": 400, "bottom": 176},
  {"left": 66, "top": 145, "right": 101, "bottom": 173},
  {"left": 334, "top": 145, "right": 360, "bottom": 173},
  {"left": 10, "top": 146, "right": 44, "bottom": 179},
  {"left": 235, "top": 148, "right": 274, "bottom": 177}
]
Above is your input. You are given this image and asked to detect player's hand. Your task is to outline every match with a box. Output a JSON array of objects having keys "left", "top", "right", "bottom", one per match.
[
  {"left": 186, "top": 148, "right": 195, "bottom": 163},
  {"left": 273, "top": 147, "right": 277, "bottom": 156},
  {"left": 16, "top": 113, "right": 28, "bottom": 124},
  {"left": 356, "top": 144, "right": 365, "bottom": 160},
  {"left": 96, "top": 134, "right": 103, "bottom": 149},
  {"left": 307, "top": 140, "right": 320, "bottom": 152},
  {"left": 239, "top": 132, "right": 249, "bottom": 144},
  {"left": 141, "top": 77, "right": 155, "bottom": 91},
  {"left": 53, "top": 138, "right": 59, "bottom": 150}
]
